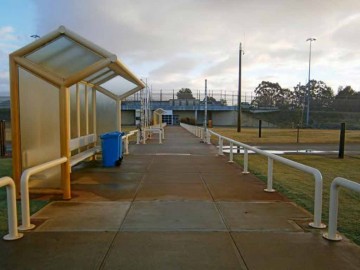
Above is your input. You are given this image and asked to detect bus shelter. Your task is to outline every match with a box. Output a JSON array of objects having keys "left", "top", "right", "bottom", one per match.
[
  {"left": 153, "top": 108, "right": 166, "bottom": 126},
  {"left": 9, "top": 26, "right": 145, "bottom": 199}
]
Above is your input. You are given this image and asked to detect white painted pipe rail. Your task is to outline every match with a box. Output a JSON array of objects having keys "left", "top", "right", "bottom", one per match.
[
  {"left": 122, "top": 129, "right": 138, "bottom": 155},
  {"left": 19, "top": 157, "right": 67, "bottom": 231},
  {"left": 0, "top": 177, "right": 23, "bottom": 240},
  {"left": 180, "top": 123, "right": 325, "bottom": 229},
  {"left": 323, "top": 177, "right": 360, "bottom": 241},
  {"left": 207, "top": 129, "right": 325, "bottom": 229}
]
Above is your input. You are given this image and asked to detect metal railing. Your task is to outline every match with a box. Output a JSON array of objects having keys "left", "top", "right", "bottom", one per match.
[
  {"left": 122, "top": 130, "right": 139, "bottom": 154},
  {"left": 323, "top": 177, "right": 360, "bottom": 241},
  {"left": 0, "top": 176, "right": 23, "bottom": 240},
  {"left": 19, "top": 157, "right": 68, "bottom": 231},
  {"left": 180, "top": 123, "right": 326, "bottom": 229}
]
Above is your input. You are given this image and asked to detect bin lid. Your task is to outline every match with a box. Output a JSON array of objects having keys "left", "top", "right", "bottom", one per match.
[{"left": 100, "top": 132, "right": 121, "bottom": 139}]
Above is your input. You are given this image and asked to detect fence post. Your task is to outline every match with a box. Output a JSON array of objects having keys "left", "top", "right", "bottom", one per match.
[
  {"left": 296, "top": 125, "right": 300, "bottom": 143},
  {"left": 264, "top": 157, "right": 275, "bottom": 192},
  {"left": 338, "top": 122, "right": 345, "bottom": 159},
  {"left": 258, "top": 120, "right": 262, "bottom": 138}
]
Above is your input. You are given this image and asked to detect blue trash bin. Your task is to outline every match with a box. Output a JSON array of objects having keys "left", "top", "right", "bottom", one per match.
[{"left": 100, "top": 131, "right": 124, "bottom": 167}]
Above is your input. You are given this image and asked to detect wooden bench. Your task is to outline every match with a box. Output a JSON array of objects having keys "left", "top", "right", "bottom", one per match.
[{"left": 69, "top": 134, "right": 101, "bottom": 168}]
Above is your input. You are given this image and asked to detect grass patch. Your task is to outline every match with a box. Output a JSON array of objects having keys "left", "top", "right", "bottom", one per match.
[
  {"left": 0, "top": 158, "right": 48, "bottom": 237},
  {"left": 213, "top": 127, "right": 360, "bottom": 245},
  {"left": 235, "top": 154, "right": 360, "bottom": 245},
  {"left": 211, "top": 127, "right": 360, "bottom": 144}
]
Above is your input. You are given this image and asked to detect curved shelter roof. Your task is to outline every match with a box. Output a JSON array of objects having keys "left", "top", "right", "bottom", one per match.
[{"left": 11, "top": 25, "right": 145, "bottom": 100}]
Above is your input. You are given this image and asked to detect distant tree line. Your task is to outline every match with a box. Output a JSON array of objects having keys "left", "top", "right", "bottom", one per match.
[
  {"left": 251, "top": 81, "right": 360, "bottom": 112},
  {"left": 176, "top": 88, "right": 227, "bottom": 105}
]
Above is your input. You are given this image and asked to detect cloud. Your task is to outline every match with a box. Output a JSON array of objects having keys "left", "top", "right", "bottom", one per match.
[{"left": 0, "top": 0, "right": 356, "bottom": 95}]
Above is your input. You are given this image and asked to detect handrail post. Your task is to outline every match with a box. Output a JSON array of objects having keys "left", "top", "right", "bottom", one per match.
[
  {"left": 1, "top": 177, "right": 23, "bottom": 240},
  {"left": 207, "top": 130, "right": 211, "bottom": 144},
  {"left": 228, "top": 142, "right": 233, "bottom": 163},
  {"left": 159, "top": 130, "right": 162, "bottom": 144},
  {"left": 205, "top": 129, "right": 326, "bottom": 229},
  {"left": 323, "top": 179, "right": 341, "bottom": 240},
  {"left": 323, "top": 177, "right": 360, "bottom": 240},
  {"left": 19, "top": 157, "right": 67, "bottom": 231},
  {"left": 136, "top": 130, "right": 140, "bottom": 144},
  {"left": 309, "top": 170, "right": 326, "bottom": 228},
  {"left": 264, "top": 157, "right": 275, "bottom": 192},
  {"left": 218, "top": 137, "right": 224, "bottom": 156},
  {"left": 243, "top": 148, "right": 249, "bottom": 174},
  {"left": 124, "top": 135, "right": 129, "bottom": 155}
]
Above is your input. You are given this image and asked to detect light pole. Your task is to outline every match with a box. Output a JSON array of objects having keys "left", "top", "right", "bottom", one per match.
[
  {"left": 237, "top": 43, "right": 244, "bottom": 132},
  {"left": 306, "top": 37, "right": 316, "bottom": 127}
]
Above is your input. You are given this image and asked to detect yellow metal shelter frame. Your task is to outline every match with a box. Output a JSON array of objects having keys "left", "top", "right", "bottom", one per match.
[
  {"left": 9, "top": 25, "right": 145, "bottom": 199},
  {"left": 153, "top": 108, "right": 166, "bottom": 126}
]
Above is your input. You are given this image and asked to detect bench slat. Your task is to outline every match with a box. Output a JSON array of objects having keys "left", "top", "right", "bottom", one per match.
[
  {"left": 69, "top": 146, "right": 101, "bottom": 167},
  {"left": 70, "top": 134, "right": 97, "bottom": 151}
]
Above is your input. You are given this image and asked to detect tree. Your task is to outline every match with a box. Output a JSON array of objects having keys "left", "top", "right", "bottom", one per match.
[
  {"left": 333, "top": 86, "right": 360, "bottom": 112},
  {"left": 176, "top": 88, "right": 194, "bottom": 99},
  {"left": 294, "top": 80, "right": 334, "bottom": 110},
  {"left": 251, "top": 81, "right": 293, "bottom": 109}
]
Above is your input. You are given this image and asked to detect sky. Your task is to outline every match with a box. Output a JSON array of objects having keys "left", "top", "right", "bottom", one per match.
[{"left": 1, "top": 0, "right": 360, "bottom": 97}]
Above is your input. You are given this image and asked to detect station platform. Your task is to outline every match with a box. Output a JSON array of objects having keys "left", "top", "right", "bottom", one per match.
[{"left": 1, "top": 126, "right": 359, "bottom": 269}]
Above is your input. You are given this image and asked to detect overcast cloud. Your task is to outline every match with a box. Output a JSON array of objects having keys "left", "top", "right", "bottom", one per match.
[{"left": 1, "top": 0, "right": 360, "bottom": 95}]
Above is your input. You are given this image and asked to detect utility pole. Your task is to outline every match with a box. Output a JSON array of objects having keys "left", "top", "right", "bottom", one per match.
[{"left": 237, "top": 43, "right": 244, "bottom": 132}]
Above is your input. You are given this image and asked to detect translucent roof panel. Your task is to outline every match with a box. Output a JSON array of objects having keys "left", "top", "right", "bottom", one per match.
[
  {"left": 90, "top": 70, "right": 116, "bottom": 84},
  {"left": 25, "top": 36, "right": 103, "bottom": 78},
  {"left": 84, "top": 67, "right": 111, "bottom": 82},
  {"left": 100, "top": 76, "right": 138, "bottom": 97}
]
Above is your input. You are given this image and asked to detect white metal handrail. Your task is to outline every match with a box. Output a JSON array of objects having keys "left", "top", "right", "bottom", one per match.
[
  {"left": 19, "top": 157, "right": 68, "bottom": 231},
  {"left": 0, "top": 176, "right": 23, "bottom": 240},
  {"left": 180, "top": 123, "right": 326, "bottom": 229},
  {"left": 323, "top": 177, "right": 360, "bottom": 241},
  {"left": 180, "top": 123, "right": 209, "bottom": 143},
  {"left": 122, "top": 130, "right": 138, "bottom": 155}
]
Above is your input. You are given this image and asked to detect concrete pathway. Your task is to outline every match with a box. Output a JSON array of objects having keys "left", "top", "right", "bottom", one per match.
[{"left": 1, "top": 126, "right": 360, "bottom": 269}]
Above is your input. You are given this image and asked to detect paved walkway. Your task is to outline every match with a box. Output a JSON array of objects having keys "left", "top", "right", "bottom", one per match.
[{"left": 1, "top": 126, "right": 360, "bottom": 269}]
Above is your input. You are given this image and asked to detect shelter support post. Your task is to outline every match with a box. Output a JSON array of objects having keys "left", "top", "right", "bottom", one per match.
[
  {"left": 92, "top": 88, "right": 97, "bottom": 147},
  {"left": 76, "top": 84, "right": 81, "bottom": 153},
  {"left": 60, "top": 86, "right": 71, "bottom": 199},
  {"left": 117, "top": 100, "right": 121, "bottom": 132},
  {"left": 85, "top": 84, "right": 89, "bottom": 135},
  {"left": 9, "top": 57, "right": 21, "bottom": 195}
]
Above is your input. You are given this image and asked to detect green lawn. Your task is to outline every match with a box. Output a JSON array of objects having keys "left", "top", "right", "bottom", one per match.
[
  {"left": 0, "top": 158, "right": 48, "bottom": 236},
  {"left": 212, "top": 128, "right": 360, "bottom": 245},
  {"left": 211, "top": 127, "right": 360, "bottom": 144}
]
